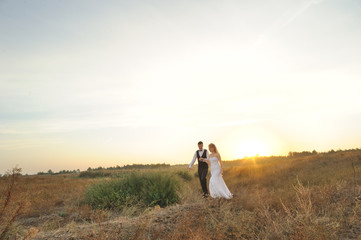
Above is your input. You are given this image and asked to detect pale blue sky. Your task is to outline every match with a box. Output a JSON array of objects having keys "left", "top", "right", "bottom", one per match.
[{"left": 1, "top": 0, "right": 361, "bottom": 174}]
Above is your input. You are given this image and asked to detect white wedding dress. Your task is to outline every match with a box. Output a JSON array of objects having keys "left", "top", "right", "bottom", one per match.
[{"left": 208, "top": 156, "right": 233, "bottom": 199}]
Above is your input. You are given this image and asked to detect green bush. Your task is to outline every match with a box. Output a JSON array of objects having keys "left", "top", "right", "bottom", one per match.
[
  {"left": 176, "top": 171, "right": 192, "bottom": 181},
  {"left": 84, "top": 171, "right": 180, "bottom": 211}
]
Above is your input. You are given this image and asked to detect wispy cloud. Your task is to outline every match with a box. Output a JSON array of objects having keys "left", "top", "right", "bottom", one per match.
[
  {"left": 0, "top": 139, "right": 62, "bottom": 150},
  {"left": 252, "top": 0, "right": 325, "bottom": 47},
  {"left": 0, "top": 118, "right": 137, "bottom": 135},
  {"left": 200, "top": 119, "right": 264, "bottom": 128}
]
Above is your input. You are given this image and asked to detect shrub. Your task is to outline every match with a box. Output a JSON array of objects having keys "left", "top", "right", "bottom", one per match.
[
  {"left": 0, "top": 167, "right": 29, "bottom": 239},
  {"left": 84, "top": 171, "right": 180, "bottom": 211},
  {"left": 176, "top": 171, "right": 192, "bottom": 181}
]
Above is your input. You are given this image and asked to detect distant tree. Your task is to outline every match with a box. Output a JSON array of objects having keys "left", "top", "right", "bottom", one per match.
[
  {"left": 312, "top": 150, "right": 317, "bottom": 155},
  {"left": 48, "top": 169, "right": 54, "bottom": 175},
  {"left": 288, "top": 151, "right": 313, "bottom": 157},
  {"left": 87, "top": 167, "right": 92, "bottom": 171}
]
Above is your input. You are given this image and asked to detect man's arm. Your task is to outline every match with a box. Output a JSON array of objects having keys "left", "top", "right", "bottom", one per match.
[{"left": 188, "top": 151, "right": 197, "bottom": 170}]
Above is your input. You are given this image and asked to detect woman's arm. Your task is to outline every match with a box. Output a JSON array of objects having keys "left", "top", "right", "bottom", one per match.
[{"left": 218, "top": 153, "right": 223, "bottom": 175}]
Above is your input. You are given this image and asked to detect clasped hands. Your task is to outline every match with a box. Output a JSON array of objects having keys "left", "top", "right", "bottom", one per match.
[{"left": 200, "top": 158, "right": 223, "bottom": 175}]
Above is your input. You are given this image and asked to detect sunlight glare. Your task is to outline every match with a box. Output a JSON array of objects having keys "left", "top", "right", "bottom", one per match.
[{"left": 236, "top": 140, "right": 269, "bottom": 158}]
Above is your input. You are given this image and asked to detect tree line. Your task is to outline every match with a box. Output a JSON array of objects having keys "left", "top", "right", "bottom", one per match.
[
  {"left": 37, "top": 163, "right": 170, "bottom": 175},
  {"left": 37, "top": 169, "right": 80, "bottom": 175},
  {"left": 288, "top": 148, "right": 360, "bottom": 157}
]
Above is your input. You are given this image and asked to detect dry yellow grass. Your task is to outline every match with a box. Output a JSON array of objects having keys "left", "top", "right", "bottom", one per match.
[
  {"left": 0, "top": 172, "right": 112, "bottom": 239},
  {"left": 1, "top": 149, "right": 361, "bottom": 239}
]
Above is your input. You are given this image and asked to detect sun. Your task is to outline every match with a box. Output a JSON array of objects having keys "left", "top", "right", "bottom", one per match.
[
  {"left": 219, "top": 125, "right": 285, "bottom": 160},
  {"left": 236, "top": 140, "right": 268, "bottom": 158}
]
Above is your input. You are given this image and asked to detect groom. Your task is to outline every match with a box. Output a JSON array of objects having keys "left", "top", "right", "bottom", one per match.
[{"left": 188, "top": 141, "right": 209, "bottom": 198}]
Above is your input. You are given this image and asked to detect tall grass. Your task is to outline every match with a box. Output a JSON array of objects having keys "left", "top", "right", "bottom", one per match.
[
  {"left": 175, "top": 170, "right": 193, "bottom": 181},
  {"left": 2, "top": 149, "right": 361, "bottom": 239}
]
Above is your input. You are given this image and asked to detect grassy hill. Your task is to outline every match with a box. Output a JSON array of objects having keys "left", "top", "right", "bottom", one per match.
[{"left": 1, "top": 149, "right": 360, "bottom": 239}]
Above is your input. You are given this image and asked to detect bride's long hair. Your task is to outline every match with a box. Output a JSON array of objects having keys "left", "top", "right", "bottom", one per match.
[{"left": 208, "top": 143, "right": 218, "bottom": 153}]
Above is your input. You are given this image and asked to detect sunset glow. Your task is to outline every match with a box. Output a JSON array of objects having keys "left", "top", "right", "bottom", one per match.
[
  {"left": 236, "top": 140, "right": 269, "bottom": 158},
  {"left": 1, "top": 0, "right": 361, "bottom": 174}
]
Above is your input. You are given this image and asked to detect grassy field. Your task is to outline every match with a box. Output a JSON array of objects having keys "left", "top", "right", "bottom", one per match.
[{"left": 1, "top": 149, "right": 361, "bottom": 239}]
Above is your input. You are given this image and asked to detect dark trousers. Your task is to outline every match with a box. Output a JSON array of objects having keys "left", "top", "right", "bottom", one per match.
[{"left": 198, "top": 163, "right": 208, "bottom": 195}]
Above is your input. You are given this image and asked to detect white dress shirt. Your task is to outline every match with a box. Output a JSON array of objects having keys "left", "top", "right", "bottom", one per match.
[{"left": 189, "top": 149, "right": 210, "bottom": 168}]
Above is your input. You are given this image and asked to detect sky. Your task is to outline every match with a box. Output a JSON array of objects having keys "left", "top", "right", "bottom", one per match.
[{"left": 1, "top": 0, "right": 361, "bottom": 174}]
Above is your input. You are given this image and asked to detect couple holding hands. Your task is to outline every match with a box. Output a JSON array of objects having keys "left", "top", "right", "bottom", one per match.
[{"left": 188, "top": 141, "right": 233, "bottom": 199}]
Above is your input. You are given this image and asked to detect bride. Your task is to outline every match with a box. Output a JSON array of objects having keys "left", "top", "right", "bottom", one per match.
[{"left": 200, "top": 143, "right": 233, "bottom": 199}]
